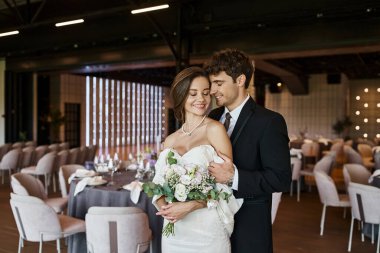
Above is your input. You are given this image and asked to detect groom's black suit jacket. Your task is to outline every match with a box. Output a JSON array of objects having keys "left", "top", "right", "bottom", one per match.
[{"left": 209, "top": 97, "right": 291, "bottom": 253}]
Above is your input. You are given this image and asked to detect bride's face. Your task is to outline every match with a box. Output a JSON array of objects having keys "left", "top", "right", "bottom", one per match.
[{"left": 184, "top": 76, "right": 211, "bottom": 117}]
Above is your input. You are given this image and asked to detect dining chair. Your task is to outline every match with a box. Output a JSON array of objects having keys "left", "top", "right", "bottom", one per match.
[
  {"left": 58, "top": 164, "right": 85, "bottom": 197},
  {"left": 314, "top": 170, "right": 351, "bottom": 236},
  {"left": 357, "top": 144, "right": 375, "bottom": 170},
  {"left": 290, "top": 157, "right": 302, "bottom": 202},
  {"left": 343, "top": 164, "right": 371, "bottom": 191},
  {"left": 86, "top": 206, "right": 152, "bottom": 253},
  {"left": 48, "top": 143, "right": 60, "bottom": 152},
  {"left": 59, "top": 142, "right": 70, "bottom": 151},
  {"left": 25, "top": 140, "right": 36, "bottom": 147},
  {"left": 10, "top": 193, "right": 85, "bottom": 253},
  {"left": 87, "top": 145, "right": 98, "bottom": 162},
  {"left": 12, "top": 142, "right": 25, "bottom": 149},
  {"left": 271, "top": 192, "right": 282, "bottom": 224},
  {"left": 32, "top": 145, "right": 49, "bottom": 165},
  {"left": 67, "top": 148, "right": 80, "bottom": 164},
  {"left": 77, "top": 146, "right": 89, "bottom": 165},
  {"left": 21, "top": 151, "right": 57, "bottom": 194},
  {"left": 300, "top": 152, "right": 335, "bottom": 192},
  {"left": 347, "top": 182, "right": 380, "bottom": 253},
  {"left": 344, "top": 145, "right": 364, "bottom": 165},
  {"left": 18, "top": 146, "right": 35, "bottom": 171},
  {"left": 0, "top": 149, "right": 21, "bottom": 184},
  {"left": 11, "top": 173, "right": 68, "bottom": 213},
  {"left": 375, "top": 152, "right": 380, "bottom": 171},
  {"left": 0, "top": 143, "right": 12, "bottom": 161},
  {"left": 52, "top": 150, "right": 69, "bottom": 193}
]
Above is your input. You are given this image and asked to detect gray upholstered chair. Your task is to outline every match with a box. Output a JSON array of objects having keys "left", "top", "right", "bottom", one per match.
[
  {"left": 21, "top": 151, "right": 57, "bottom": 194},
  {"left": 11, "top": 173, "right": 68, "bottom": 213},
  {"left": 347, "top": 182, "right": 380, "bottom": 253},
  {"left": 290, "top": 157, "right": 302, "bottom": 202},
  {"left": 314, "top": 170, "right": 351, "bottom": 236},
  {"left": 19, "top": 146, "right": 35, "bottom": 170},
  {"left": 52, "top": 150, "right": 69, "bottom": 193},
  {"left": 343, "top": 164, "right": 371, "bottom": 191},
  {"left": 67, "top": 148, "right": 80, "bottom": 165},
  {"left": 86, "top": 206, "right": 152, "bottom": 253},
  {"left": 58, "top": 164, "right": 85, "bottom": 197},
  {"left": 32, "top": 145, "right": 49, "bottom": 165},
  {"left": 10, "top": 193, "right": 85, "bottom": 253},
  {"left": 0, "top": 149, "right": 21, "bottom": 184}
]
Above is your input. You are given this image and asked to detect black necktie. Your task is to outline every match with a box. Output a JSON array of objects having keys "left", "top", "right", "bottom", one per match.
[{"left": 224, "top": 112, "right": 232, "bottom": 131}]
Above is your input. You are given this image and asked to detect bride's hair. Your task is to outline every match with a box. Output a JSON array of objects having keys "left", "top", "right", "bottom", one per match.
[{"left": 170, "top": 66, "right": 209, "bottom": 123}]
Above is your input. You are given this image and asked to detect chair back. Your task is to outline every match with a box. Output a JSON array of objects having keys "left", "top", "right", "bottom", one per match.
[
  {"left": 290, "top": 157, "right": 302, "bottom": 180},
  {"left": 314, "top": 170, "right": 340, "bottom": 206},
  {"left": 357, "top": 144, "right": 373, "bottom": 158},
  {"left": 0, "top": 149, "right": 20, "bottom": 169},
  {"left": 9, "top": 193, "right": 61, "bottom": 242},
  {"left": 0, "top": 143, "right": 12, "bottom": 161},
  {"left": 59, "top": 142, "right": 70, "bottom": 151},
  {"left": 68, "top": 148, "right": 80, "bottom": 164},
  {"left": 343, "top": 145, "right": 363, "bottom": 164},
  {"left": 11, "top": 173, "right": 47, "bottom": 199},
  {"left": 87, "top": 145, "right": 98, "bottom": 162},
  {"left": 348, "top": 182, "right": 380, "bottom": 224},
  {"left": 59, "top": 164, "right": 85, "bottom": 197},
  {"left": 25, "top": 141, "right": 36, "bottom": 147},
  {"left": 314, "top": 154, "right": 335, "bottom": 175},
  {"left": 35, "top": 151, "right": 57, "bottom": 174},
  {"left": 55, "top": 150, "right": 69, "bottom": 173},
  {"left": 48, "top": 143, "right": 60, "bottom": 152},
  {"left": 343, "top": 164, "right": 371, "bottom": 191},
  {"left": 86, "top": 207, "right": 151, "bottom": 253},
  {"left": 33, "top": 145, "right": 49, "bottom": 164},
  {"left": 77, "top": 146, "right": 89, "bottom": 165},
  {"left": 271, "top": 192, "right": 282, "bottom": 224},
  {"left": 19, "top": 146, "right": 35, "bottom": 169},
  {"left": 12, "top": 142, "right": 25, "bottom": 149}
]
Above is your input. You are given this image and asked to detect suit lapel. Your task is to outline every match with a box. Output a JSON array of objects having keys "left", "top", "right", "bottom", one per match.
[{"left": 230, "top": 97, "right": 256, "bottom": 146}]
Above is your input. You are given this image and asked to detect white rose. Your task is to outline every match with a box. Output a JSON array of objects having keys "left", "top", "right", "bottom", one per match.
[
  {"left": 165, "top": 168, "right": 174, "bottom": 178},
  {"left": 172, "top": 164, "right": 186, "bottom": 176},
  {"left": 180, "top": 175, "right": 191, "bottom": 185},
  {"left": 153, "top": 175, "right": 165, "bottom": 186},
  {"left": 174, "top": 184, "right": 187, "bottom": 202}
]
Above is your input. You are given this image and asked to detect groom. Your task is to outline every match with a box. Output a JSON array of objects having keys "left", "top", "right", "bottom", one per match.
[{"left": 205, "top": 49, "right": 291, "bottom": 253}]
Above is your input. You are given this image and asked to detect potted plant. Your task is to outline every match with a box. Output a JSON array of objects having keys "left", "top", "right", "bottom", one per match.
[{"left": 332, "top": 116, "right": 352, "bottom": 138}]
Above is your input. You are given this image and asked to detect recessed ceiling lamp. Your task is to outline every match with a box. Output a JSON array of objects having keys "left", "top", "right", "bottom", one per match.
[
  {"left": 355, "top": 111, "right": 360, "bottom": 115},
  {"left": 364, "top": 88, "right": 369, "bottom": 92},
  {"left": 131, "top": 4, "right": 169, "bottom": 14},
  {"left": 377, "top": 134, "right": 380, "bottom": 138},
  {"left": 363, "top": 133, "right": 368, "bottom": 138},
  {"left": 0, "top": 30, "right": 19, "bottom": 37},
  {"left": 55, "top": 19, "right": 84, "bottom": 27},
  {"left": 356, "top": 96, "right": 360, "bottom": 100}
]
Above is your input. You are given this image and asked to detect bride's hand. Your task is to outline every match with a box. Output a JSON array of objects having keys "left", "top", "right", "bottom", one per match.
[{"left": 156, "top": 201, "right": 205, "bottom": 223}]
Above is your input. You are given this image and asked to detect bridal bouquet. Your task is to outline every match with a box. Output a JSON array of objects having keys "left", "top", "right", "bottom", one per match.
[{"left": 142, "top": 150, "right": 231, "bottom": 236}]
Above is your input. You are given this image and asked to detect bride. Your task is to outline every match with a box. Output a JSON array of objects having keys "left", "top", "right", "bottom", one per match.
[{"left": 152, "top": 66, "right": 242, "bottom": 253}]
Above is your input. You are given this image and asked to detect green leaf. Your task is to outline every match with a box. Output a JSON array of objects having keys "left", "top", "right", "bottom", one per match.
[{"left": 167, "top": 157, "right": 177, "bottom": 165}]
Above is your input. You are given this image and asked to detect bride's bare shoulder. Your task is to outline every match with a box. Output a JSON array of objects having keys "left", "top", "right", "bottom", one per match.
[
  {"left": 205, "top": 117, "right": 225, "bottom": 131},
  {"left": 163, "top": 130, "right": 180, "bottom": 148}
]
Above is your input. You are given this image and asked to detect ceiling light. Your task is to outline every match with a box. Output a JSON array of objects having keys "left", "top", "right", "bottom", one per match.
[
  {"left": 377, "top": 134, "right": 380, "bottom": 138},
  {"left": 277, "top": 82, "right": 282, "bottom": 87},
  {"left": 131, "top": 4, "right": 169, "bottom": 14},
  {"left": 364, "top": 118, "right": 368, "bottom": 123},
  {"left": 364, "top": 103, "right": 368, "bottom": 108},
  {"left": 378, "top": 88, "right": 380, "bottom": 92},
  {"left": 0, "top": 30, "right": 19, "bottom": 37},
  {"left": 363, "top": 133, "right": 368, "bottom": 138},
  {"left": 377, "top": 118, "right": 380, "bottom": 123},
  {"left": 55, "top": 19, "right": 84, "bottom": 27},
  {"left": 377, "top": 103, "right": 380, "bottom": 108},
  {"left": 355, "top": 126, "right": 360, "bottom": 130},
  {"left": 356, "top": 96, "right": 360, "bottom": 100},
  {"left": 364, "top": 88, "right": 369, "bottom": 92},
  {"left": 355, "top": 111, "right": 360, "bottom": 115}
]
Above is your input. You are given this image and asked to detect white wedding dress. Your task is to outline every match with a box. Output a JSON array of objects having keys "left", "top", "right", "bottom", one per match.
[{"left": 152, "top": 144, "right": 242, "bottom": 253}]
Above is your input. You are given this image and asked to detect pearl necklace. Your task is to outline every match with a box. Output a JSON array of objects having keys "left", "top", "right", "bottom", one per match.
[{"left": 181, "top": 115, "right": 207, "bottom": 136}]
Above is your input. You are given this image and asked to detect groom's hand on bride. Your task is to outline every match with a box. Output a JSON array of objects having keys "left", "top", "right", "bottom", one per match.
[{"left": 208, "top": 151, "right": 234, "bottom": 184}]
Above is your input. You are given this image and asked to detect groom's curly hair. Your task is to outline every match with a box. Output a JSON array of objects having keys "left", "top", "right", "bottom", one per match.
[
  {"left": 170, "top": 66, "right": 209, "bottom": 123},
  {"left": 204, "top": 48, "right": 254, "bottom": 89}
]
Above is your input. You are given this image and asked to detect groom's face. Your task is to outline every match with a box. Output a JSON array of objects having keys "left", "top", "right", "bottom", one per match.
[{"left": 209, "top": 71, "right": 239, "bottom": 109}]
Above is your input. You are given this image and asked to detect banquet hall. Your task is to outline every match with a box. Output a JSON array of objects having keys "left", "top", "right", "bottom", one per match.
[{"left": 0, "top": 0, "right": 380, "bottom": 252}]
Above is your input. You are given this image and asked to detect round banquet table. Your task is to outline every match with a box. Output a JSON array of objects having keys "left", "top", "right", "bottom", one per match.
[{"left": 67, "top": 170, "right": 163, "bottom": 253}]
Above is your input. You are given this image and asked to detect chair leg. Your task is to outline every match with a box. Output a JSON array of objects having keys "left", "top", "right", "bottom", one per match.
[
  {"left": 150, "top": 241, "right": 153, "bottom": 253},
  {"left": 348, "top": 217, "right": 354, "bottom": 252},
  {"left": 361, "top": 222, "right": 365, "bottom": 242},
  {"left": 44, "top": 174, "right": 48, "bottom": 195},
  {"left": 1, "top": 170, "right": 4, "bottom": 184},
  {"left": 39, "top": 234, "right": 43, "bottom": 253},
  {"left": 297, "top": 179, "right": 301, "bottom": 202},
  {"left": 290, "top": 181, "right": 293, "bottom": 197},
  {"left": 376, "top": 225, "right": 380, "bottom": 253},
  {"left": 53, "top": 173, "right": 57, "bottom": 193},
  {"left": 372, "top": 224, "right": 375, "bottom": 244},
  {"left": 56, "top": 239, "right": 61, "bottom": 253},
  {"left": 320, "top": 204, "right": 327, "bottom": 236},
  {"left": 343, "top": 207, "right": 347, "bottom": 219},
  {"left": 18, "top": 236, "right": 23, "bottom": 253}
]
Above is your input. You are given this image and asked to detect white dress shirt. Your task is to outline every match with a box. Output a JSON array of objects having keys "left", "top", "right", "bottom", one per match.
[{"left": 219, "top": 95, "right": 250, "bottom": 190}]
